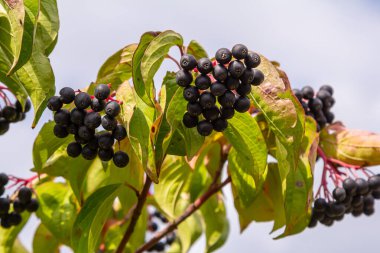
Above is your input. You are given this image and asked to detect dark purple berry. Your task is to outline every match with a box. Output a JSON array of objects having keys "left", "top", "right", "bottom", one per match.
[
  {"left": 98, "top": 132, "right": 114, "bottom": 149},
  {"left": 240, "top": 68, "right": 255, "bottom": 85},
  {"left": 78, "top": 126, "right": 95, "bottom": 141},
  {"left": 197, "top": 58, "right": 213, "bottom": 74},
  {"left": 228, "top": 60, "right": 246, "bottom": 78},
  {"left": 176, "top": 70, "right": 193, "bottom": 87},
  {"left": 182, "top": 112, "right": 198, "bottom": 128},
  {"left": 0, "top": 173, "right": 9, "bottom": 186},
  {"left": 232, "top": 44, "right": 248, "bottom": 60},
  {"left": 47, "top": 96, "right": 63, "bottom": 111},
  {"left": 220, "top": 107, "right": 235, "bottom": 119},
  {"left": 234, "top": 96, "right": 250, "bottom": 113},
  {"left": 245, "top": 52, "right": 261, "bottom": 68},
  {"left": 91, "top": 98, "right": 106, "bottom": 112},
  {"left": 212, "top": 64, "right": 228, "bottom": 82},
  {"left": 215, "top": 48, "right": 232, "bottom": 64},
  {"left": 199, "top": 92, "right": 216, "bottom": 109},
  {"left": 301, "top": 86, "right": 314, "bottom": 100},
  {"left": 202, "top": 106, "right": 220, "bottom": 121},
  {"left": 210, "top": 82, "right": 227, "bottom": 97},
  {"left": 212, "top": 118, "right": 228, "bottom": 132},
  {"left": 74, "top": 92, "right": 92, "bottom": 110},
  {"left": 53, "top": 124, "right": 69, "bottom": 138},
  {"left": 81, "top": 145, "right": 98, "bottom": 160},
  {"left": 54, "top": 109, "right": 71, "bottom": 126},
  {"left": 94, "top": 84, "right": 111, "bottom": 100},
  {"left": 101, "top": 115, "right": 117, "bottom": 131},
  {"left": 251, "top": 69, "right": 265, "bottom": 86},
  {"left": 98, "top": 148, "right": 114, "bottom": 162},
  {"left": 187, "top": 102, "right": 202, "bottom": 116},
  {"left": 59, "top": 87, "right": 75, "bottom": 104},
  {"left": 113, "top": 151, "right": 129, "bottom": 168},
  {"left": 180, "top": 54, "right": 197, "bottom": 70},
  {"left": 112, "top": 125, "right": 127, "bottom": 141},
  {"left": 105, "top": 101, "right": 121, "bottom": 117},
  {"left": 70, "top": 108, "right": 86, "bottom": 126},
  {"left": 195, "top": 74, "right": 211, "bottom": 90},
  {"left": 197, "top": 120, "right": 213, "bottom": 136},
  {"left": 67, "top": 142, "right": 82, "bottom": 158},
  {"left": 183, "top": 86, "right": 200, "bottom": 102},
  {"left": 236, "top": 83, "right": 252, "bottom": 96},
  {"left": 18, "top": 187, "right": 32, "bottom": 204}
]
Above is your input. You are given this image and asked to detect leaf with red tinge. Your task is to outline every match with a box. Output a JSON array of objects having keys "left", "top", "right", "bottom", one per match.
[{"left": 320, "top": 122, "right": 380, "bottom": 167}]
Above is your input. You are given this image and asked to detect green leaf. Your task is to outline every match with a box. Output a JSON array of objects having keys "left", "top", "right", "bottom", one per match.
[
  {"left": 96, "top": 43, "right": 137, "bottom": 86},
  {"left": 132, "top": 31, "right": 159, "bottom": 106},
  {"left": 153, "top": 155, "right": 192, "bottom": 218},
  {"left": 16, "top": 46, "right": 55, "bottom": 127},
  {"left": 1, "top": 0, "right": 26, "bottom": 75},
  {"left": 249, "top": 56, "right": 305, "bottom": 182},
  {"left": 0, "top": 212, "right": 31, "bottom": 253},
  {"left": 33, "top": 223, "right": 60, "bottom": 253},
  {"left": 72, "top": 184, "right": 121, "bottom": 253},
  {"left": 12, "top": 239, "right": 29, "bottom": 253},
  {"left": 200, "top": 195, "right": 229, "bottom": 253},
  {"left": 224, "top": 112, "right": 268, "bottom": 208},
  {"left": 133, "top": 30, "right": 183, "bottom": 106},
  {"left": 231, "top": 163, "right": 285, "bottom": 232},
  {"left": 277, "top": 117, "right": 318, "bottom": 238},
  {"left": 33, "top": 121, "right": 70, "bottom": 170},
  {"left": 35, "top": 181, "right": 77, "bottom": 245},
  {"left": 164, "top": 83, "right": 204, "bottom": 159},
  {"left": 186, "top": 40, "right": 208, "bottom": 59}
]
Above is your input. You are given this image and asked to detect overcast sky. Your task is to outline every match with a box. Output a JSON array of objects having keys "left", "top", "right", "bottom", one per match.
[{"left": 1, "top": 0, "right": 380, "bottom": 252}]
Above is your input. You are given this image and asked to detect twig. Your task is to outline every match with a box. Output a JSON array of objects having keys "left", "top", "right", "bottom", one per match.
[
  {"left": 166, "top": 54, "right": 181, "bottom": 69},
  {"left": 116, "top": 177, "right": 152, "bottom": 253},
  {"left": 135, "top": 176, "right": 231, "bottom": 253}
]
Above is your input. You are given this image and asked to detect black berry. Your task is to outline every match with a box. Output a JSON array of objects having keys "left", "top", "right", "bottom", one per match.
[
  {"left": 212, "top": 118, "right": 228, "bottom": 132},
  {"left": 240, "top": 68, "right": 255, "bottom": 85},
  {"left": 333, "top": 187, "right": 346, "bottom": 202},
  {"left": 220, "top": 107, "right": 235, "bottom": 119},
  {"left": 54, "top": 109, "right": 71, "bottom": 126},
  {"left": 197, "top": 120, "right": 213, "bottom": 136},
  {"left": 59, "top": 87, "right": 75, "bottom": 104},
  {"left": 98, "top": 148, "right": 114, "bottom": 162},
  {"left": 70, "top": 108, "right": 86, "bottom": 126},
  {"left": 74, "top": 92, "right": 92, "bottom": 110},
  {"left": 0, "top": 173, "right": 9, "bottom": 186},
  {"left": 18, "top": 187, "right": 32, "bottom": 204},
  {"left": 183, "top": 86, "right": 200, "bottom": 102},
  {"left": 105, "top": 101, "right": 121, "bottom": 117},
  {"left": 368, "top": 175, "right": 380, "bottom": 191},
  {"left": 197, "top": 58, "right": 213, "bottom": 74},
  {"left": 355, "top": 178, "right": 369, "bottom": 195},
  {"left": 98, "top": 132, "right": 114, "bottom": 149},
  {"left": 199, "top": 92, "right": 216, "bottom": 109},
  {"left": 210, "top": 82, "right": 227, "bottom": 97},
  {"left": 236, "top": 83, "right": 252, "bottom": 96},
  {"left": 195, "top": 74, "right": 211, "bottom": 90},
  {"left": 215, "top": 48, "right": 232, "bottom": 64},
  {"left": 182, "top": 112, "right": 198, "bottom": 128},
  {"left": 81, "top": 145, "right": 98, "bottom": 160},
  {"left": 245, "top": 52, "right": 261, "bottom": 68},
  {"left": 180, "top": 54, "right": 197, "bottom": 70},
  {"left": 187, "top": 102, "right": 202, "bottom": 116},
  {"left": 228, "top": 60, "right": 246, "bottom": 78},
  {"left": 202, "top": 106, "right": 220, "bottom": 121},
  {"left": 301, "top": 86, "right": 314, "bottom": 100},
  {"left": 47, "top": 96, "right": 63, "bottom": 111},
  {"left": 78, "top": 126, "right": 95, "bottom": 141},
  {"left": 320, "top": 85, "right": 334, "bottom": 95},
  {"left": 91, "top": 98, "right": 106, "bottom": 112},
  {"left": 112, "top": 125, "right": 127, "bottom": 141},
  {"left": 232, "top": 44, "right": 248, "bottom": 60},
  {"left": 234, "top": 96, "right": 250, "bottom": 113},
  {"left": 94, "top": 84, "right": 111, "bottom": 100},
  {"left": 26, "top": 199, "right": 39, "bottom": 212},
  {"left": 67, "top": 142, "right": 83, "bottom": 158},
  {"left": 176, "top": 70, "right": 193, "bottom": 87},
  {"left": 113, "top": 151, "right": 129, "bottom": 168},
  {"left": 212, "top": 64, "right": 228, "bottom": 82},
  {"left": 225, "top": 77, "right": 240, "bottom": 90},
  {"left": 251, "top": 69, "right": 265, "bottom": 86},
  {"left": 218, "top": 91, "right": 236, "bottom": 108},
  {"left": 53, "top": 124, "right": 69, "bottom": 138},
  {"left": 101, "top": 115, "right": 117, "bottom": 131}
]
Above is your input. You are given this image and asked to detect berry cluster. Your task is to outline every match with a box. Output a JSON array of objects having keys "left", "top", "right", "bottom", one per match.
[
  {"left": 176, "top": 44, "right": 264, "bottom": 136},
  {"left": 309, "top": 175, "right": 380, "bottom": 228},
  {"left": 0, "top": 173, "right": 39, "bottom": 229},
  {"left": 146, "top": 209, "right": 176, "bottom": 252},
  {"left": 47, "top": 85, "right": 129, "bottom": 168},
  {"left": 0, "top": 85, "right": 31, "bottom": 135},
  {"left": 293, "top": 85, "right": 335, "bottom": 131}
]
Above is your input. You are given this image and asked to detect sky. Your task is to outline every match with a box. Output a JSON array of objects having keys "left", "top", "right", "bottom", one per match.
[{"left": 1, "top": 0, "right": 380, "bottom": 252}]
